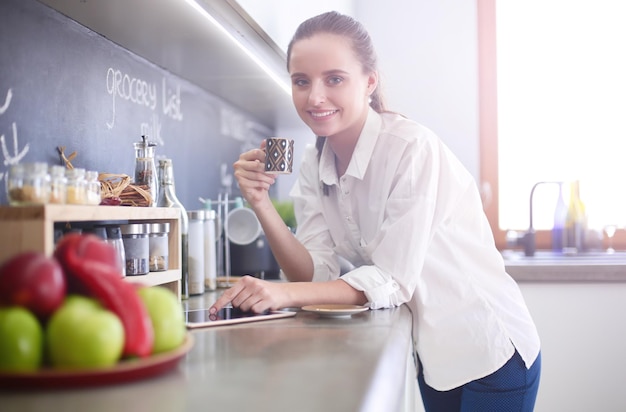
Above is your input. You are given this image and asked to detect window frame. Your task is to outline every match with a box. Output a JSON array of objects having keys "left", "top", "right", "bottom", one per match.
[{"left": 476, "top": 0, "right": 624, "bottom": 251}]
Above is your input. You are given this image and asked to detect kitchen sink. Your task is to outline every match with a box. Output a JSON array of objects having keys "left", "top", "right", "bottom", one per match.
[{"left": 502, "top": 250, "right": 626, "bottom": 265}]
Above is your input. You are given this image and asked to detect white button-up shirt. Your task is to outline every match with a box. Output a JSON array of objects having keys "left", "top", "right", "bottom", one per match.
[{"left": 290, "top": 108, "right": 540, "bottom": 391}]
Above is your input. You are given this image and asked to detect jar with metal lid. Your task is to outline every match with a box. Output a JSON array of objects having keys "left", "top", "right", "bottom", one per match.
[
  {"left": 85, "top": 170, "right": 101, "bottom": 205},
  {"left": 6, "top": 162, "right": 50, "bottom": 205},
  {"left": 133, "top": 136, "right": 158, "bottom": 207},
  {"left": 65, "top": 168, "right": 87, "bottom": 205},
  {"left": 104, "top": 225, "right": 126, "bottom": 277},
  {"left": 48, "top": 165, "right": 67, "bottom": 204},
  {"left": 149, "top": 222, "right": 170, "bottom": 272},
  {"left": 121, "top": 223, "right": 150, "bottom": 275},
  {"left": 187, "top": 210, "right": 205, "bottom": 295}
]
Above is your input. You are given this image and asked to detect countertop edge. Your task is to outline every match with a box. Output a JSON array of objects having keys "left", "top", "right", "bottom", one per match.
[{"left": 359, "top": 306, "right": 414, "bottom": 412}]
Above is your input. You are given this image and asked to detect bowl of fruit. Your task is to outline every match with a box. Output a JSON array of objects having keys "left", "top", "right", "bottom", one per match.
[{"left": 0, "top": 233, "right": 193, "bottom": 389}]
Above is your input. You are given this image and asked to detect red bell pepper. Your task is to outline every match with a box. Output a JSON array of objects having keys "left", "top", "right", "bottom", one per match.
[{"left": 54, "top": 233, "right": 154, "bottom": 358}]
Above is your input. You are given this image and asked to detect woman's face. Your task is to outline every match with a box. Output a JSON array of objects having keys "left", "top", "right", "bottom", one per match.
[{"left": 288, "top": 33, "right": 377, "bottom": 140}]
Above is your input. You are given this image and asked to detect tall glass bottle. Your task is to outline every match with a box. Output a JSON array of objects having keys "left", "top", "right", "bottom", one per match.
[
  {"left": 564, "top": 180, "right": 586, "bottom": 254},
  {"left": 157, "top": 158, "right": 189, "bottom": 299},
  {"left": 552, "top": 183, "right": 567, "bottom": 253}
]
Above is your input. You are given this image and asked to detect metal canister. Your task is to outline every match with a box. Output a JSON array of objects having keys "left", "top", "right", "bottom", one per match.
[
  {"left": 204, "top": 209, "right": 217, "bottom": 291},
  {"left": 187, "top": 210, "right": 205, "bottom": 295},
  {"left": 121, "top": 223, "right": 150, "bottom": 275}
]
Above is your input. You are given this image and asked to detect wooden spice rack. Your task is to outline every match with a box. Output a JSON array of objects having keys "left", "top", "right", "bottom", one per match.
[{"left": 0, "top": 205, "right": 181, "bottom": 299}]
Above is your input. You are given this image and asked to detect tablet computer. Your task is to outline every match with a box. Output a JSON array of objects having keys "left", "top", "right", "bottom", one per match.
[{"left": 185, "top": 306, "right": 296, "bottom": 329}]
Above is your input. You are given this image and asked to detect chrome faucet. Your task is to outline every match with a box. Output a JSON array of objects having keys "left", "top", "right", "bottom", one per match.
[{"left": 518, "top": 181, "right": 563, "bottom": 257}]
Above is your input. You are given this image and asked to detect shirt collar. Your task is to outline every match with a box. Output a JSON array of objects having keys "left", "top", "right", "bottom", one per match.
[{"left": 318, "top": 108, "right": 382, "bottom": 186}]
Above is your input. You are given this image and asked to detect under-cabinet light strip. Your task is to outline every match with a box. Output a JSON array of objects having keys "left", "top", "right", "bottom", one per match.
[{"left": 184, "top": 0, "right": 291, "bottom": 96}]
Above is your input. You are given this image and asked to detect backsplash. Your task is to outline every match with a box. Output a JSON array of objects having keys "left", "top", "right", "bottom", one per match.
[{"left": 0, "top": 0, "right": 273, "bottom": 209}]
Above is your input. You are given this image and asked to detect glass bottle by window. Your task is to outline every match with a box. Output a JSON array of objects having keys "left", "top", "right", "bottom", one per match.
[
  {"left": 552, "top": 183, "right": 567, "bottom": 253},
  {"left": 564, "top": 180, "right": 586, "bottom": 254}
]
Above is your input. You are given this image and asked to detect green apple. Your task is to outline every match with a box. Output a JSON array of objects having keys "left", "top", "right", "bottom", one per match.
[
  {"left": 46, "top": 295, "right": 124, "bottom": 368},
  {"left": 137, "top": 287, "right": 185, "bottom": 354},
  {"left": 0, "top": 306, "right": 43, "bottom": 372}
]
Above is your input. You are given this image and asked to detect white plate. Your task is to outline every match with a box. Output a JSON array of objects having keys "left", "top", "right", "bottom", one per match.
[{"left": 301, "top": 304, "right": 369, "bottom": 318}]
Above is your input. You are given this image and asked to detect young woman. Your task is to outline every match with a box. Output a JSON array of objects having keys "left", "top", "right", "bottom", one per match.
[{"left": 210, "top": 11, "right": 541, "bottom": 411}]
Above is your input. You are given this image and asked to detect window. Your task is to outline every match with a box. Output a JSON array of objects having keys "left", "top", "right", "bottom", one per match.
[{"left": 478, "top": 0, "right": 626, "bottom": 251}]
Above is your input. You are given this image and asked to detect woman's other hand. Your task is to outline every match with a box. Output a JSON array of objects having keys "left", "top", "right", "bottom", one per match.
[
  {"left": 233, "top": 142, "right": 276, "bottom": 209},
  {"left": 209, "top": 276, "right": 287, "bottom": 314}
]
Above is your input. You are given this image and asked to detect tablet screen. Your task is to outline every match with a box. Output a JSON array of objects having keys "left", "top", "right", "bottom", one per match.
[
  {"left": 186, "top": 307, "right": 267, "bottom": 323},
  {"left": 185, "top": 307, "right": 296, "bottom": 328}
]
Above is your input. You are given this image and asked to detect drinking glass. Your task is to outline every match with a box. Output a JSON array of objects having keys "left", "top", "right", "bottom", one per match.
[{"left": 604, "top": 225, "right": 617, "bottom": 253}]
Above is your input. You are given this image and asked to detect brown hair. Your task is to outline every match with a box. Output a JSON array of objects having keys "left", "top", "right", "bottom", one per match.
[{"left": 287, "top": 11, "right": 387, "bottom": 194}]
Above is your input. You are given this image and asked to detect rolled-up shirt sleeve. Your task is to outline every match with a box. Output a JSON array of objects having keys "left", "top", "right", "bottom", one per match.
[{"left": 340, "top": 265, "right": 400, "bottom": 309}]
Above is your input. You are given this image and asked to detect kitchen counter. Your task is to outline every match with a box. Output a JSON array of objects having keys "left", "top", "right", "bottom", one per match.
[
  {"left": 0, "top": 292, "right": 416, "bottom": 412},
  {"left": 503, "top": 250, "right": 626, "bottom": 282}
]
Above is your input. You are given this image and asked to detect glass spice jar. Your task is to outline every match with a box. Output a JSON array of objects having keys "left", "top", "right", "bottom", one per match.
[
  {"left": 85, "top": 170, "right": 101, "bottom": 205},
  {"left": 5, "top": 163, "right": 25, "bottom": 205},
  {"left": 65, "top": 168, "right": 87, "bottom": 205},
  {"left": 6, "top": 162, "right": 50, "bottom": 205},
  {"left": 148, "top": 222, "right": 170, "bottom": 272},
  {"left": 121, "top": 223, "right": 150, "bottom": 276},
  {"left": 104, "top": 225, "right": 126, "bottom": 277},
  {"left": 48, "top": 165, "right": 67, "bottom": 204}
]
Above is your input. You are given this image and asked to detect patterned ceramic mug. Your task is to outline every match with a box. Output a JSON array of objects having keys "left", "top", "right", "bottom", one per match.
[{"left": 265, "top": 137, "right": 294, "bottom": 174}]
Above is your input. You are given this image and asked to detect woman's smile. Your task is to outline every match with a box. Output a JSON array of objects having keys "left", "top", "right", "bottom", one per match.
[{"left": 309, "top": 109, "right": 339, "bottom": 119}]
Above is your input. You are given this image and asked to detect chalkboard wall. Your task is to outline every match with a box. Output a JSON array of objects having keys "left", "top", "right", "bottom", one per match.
[{"left": 0, "top": 0, "right": 273, "bottom": 208}]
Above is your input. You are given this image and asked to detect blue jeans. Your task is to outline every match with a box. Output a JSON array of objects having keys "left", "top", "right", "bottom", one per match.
[{"left": 417, "top": 350, "right": 541, "bottom": 412}]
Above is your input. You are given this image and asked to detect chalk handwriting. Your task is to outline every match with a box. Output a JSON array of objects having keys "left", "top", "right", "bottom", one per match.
[
  {"left": 0, "top": 88, "right": 12, "bottom": 115},
  {"left": 140, "top": 113, "right": 164, "bottom": 146},
  {"left": 220, "top": 108, "right": 246, "bottom": 141},
  {"left": 162, "top": 78, "right": 183, "bottom": 121},
  {"left": 1, "top": 121, "right": 29, "bottom": 165},
  {"left": 219, "top": 107, "right": 269, "bottom": 143},
  {"left": 106, "top": 67, "right": 157, "bottom": 129},
  {"left": 1, "top": 88, "right": 29, "bottom": 182}
]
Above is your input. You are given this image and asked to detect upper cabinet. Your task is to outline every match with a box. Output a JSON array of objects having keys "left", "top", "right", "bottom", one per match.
[{"left": 37, "top": 0, "right": 299, "bottom": 129}]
